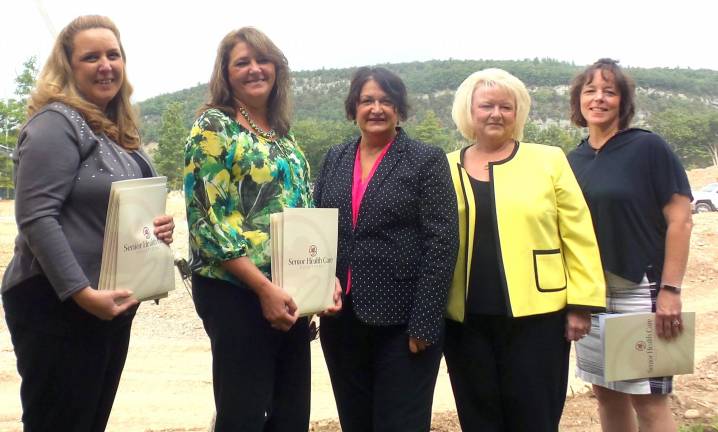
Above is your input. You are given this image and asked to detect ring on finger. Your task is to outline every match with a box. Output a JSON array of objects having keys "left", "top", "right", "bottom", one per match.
[{"left": 672, "top": 319, "right": 681, "bottom": 327}]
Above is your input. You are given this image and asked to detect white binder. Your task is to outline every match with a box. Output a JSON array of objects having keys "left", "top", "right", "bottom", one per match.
[
  {"left": 270, "top": 208, "right": 338, "bottom": 316},
  {"left": 98, "top": 177, "right": 175, "bottom": 302},
  {"left": 602, "top": 312, "right": 695, "bottom": 381}
]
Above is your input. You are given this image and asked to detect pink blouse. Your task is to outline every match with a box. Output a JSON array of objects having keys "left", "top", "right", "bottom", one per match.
[{"left": 345, "top": 139, "right": 394, "bottom": 294}]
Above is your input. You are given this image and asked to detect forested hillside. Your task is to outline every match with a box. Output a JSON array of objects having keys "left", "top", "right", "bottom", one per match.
[{"left": 139, "top": 58, "right": 718, "bottom": 188}]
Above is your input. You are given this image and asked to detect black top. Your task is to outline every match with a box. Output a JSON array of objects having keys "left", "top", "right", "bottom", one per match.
[
  {"left": 466, "top": 175, "right": 506, "bottom": 315},
  {"left": 128, "top": 151, "right": 153, "bottom": 178},
  {"left": 567, "top": 128, "right": 692, "bottom": 284}
]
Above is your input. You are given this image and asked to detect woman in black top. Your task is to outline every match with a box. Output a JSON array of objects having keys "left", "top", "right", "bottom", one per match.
[{"left": 567, "top": 58, "right": 693, "bottom": 432}]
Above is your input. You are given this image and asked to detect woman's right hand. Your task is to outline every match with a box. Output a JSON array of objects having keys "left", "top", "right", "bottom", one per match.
[
  {"left": 655, "top": 289, "right": 683, "bottom": 339},
  {"left": 257, "top": 281, "right": 299, "bottom": 331},
  {"left": 565, "top": 309, "right": 592, "bottom": 341},
  {"left": 153, "top": 214, "right": 175, "bottom": 245},
  {"left": 71, "top": 287, "right": 138, "bottom": 320},
  {"left": 220, "top": 257, "right": 298, "bottom": 331},
  {"left": 319, "top": 278, "right": 343, "bottom": 317}
]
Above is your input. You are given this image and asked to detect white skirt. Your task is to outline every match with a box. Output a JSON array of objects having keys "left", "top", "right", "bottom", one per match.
[{"left": 575, "top": 271, "right": 673, "bottom": 395}]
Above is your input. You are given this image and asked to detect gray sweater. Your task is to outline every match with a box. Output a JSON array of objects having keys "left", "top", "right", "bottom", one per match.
[{"left": 2, "top": 102, "right": 156, "bottom": 300}]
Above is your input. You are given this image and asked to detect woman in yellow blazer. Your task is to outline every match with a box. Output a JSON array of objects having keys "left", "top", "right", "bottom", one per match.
[{"left": 443, "top": 68, "right": 606, "bottom": 432}]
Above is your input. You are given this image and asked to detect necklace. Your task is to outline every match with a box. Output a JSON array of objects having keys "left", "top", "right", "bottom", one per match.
[{"left": 237, "top": 104, "right": 277, "bottom": 140}]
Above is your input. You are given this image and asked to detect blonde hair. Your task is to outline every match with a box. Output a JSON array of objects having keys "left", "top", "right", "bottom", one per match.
[
  {"left": 202, "top": 27, "right": 292, "bottom": 136},
  {"left": 451, "top": 68, "right": 531, "bottom": 142},
  {"left": 29, "top": 15, "right": 140, "bottom": 149}
]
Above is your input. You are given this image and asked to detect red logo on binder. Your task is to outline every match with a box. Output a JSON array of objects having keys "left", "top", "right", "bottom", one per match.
[
  {"left": 309, "top": 245, "right": 318, "bottom": 257},
  {"left": 635, "top": 341, "right": 646, "bottom": 351},
  {"left": 143, "top": 226, "right": 151, "bottom": 239}
]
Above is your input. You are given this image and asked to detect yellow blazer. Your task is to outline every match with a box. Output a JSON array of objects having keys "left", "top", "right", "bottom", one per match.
[{"left": 446, "top": 143, "right": 606, "bottom": 322}]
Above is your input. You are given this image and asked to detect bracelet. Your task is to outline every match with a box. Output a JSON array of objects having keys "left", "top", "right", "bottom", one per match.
[{"left": 660, "top": 284, "right": 682, "bottom": 294}]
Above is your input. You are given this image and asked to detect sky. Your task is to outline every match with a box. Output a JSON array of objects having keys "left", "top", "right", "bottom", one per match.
[{"left": 1, "top": 0, "right": 716, "bottom": 103}]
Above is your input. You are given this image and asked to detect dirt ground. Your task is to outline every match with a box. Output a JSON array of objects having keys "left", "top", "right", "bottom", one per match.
[{"left": 0, "top": 166, "right": 716, "bottom": 431}]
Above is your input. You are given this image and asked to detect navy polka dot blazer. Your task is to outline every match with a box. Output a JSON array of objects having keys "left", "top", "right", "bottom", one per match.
[{"left": 314, "top": 128, "right": 458, "bottom": 344}]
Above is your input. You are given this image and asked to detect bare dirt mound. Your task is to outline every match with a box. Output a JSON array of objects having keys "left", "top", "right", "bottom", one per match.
[
  {"left": 687, "top": 165, "right": 718, "bottom": 189},
  {"left": 311, "top": 353, "right": 718, "bottom": 432}
]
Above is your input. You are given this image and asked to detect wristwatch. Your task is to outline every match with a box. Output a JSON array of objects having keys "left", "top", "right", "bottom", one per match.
[{"left": 660, "top": 284, "right": 682, "bottom": 294}]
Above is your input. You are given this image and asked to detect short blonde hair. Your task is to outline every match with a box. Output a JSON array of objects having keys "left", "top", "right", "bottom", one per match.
[
  {"left": 29, "top": 15, "right": 140, "bottom": 149},
  {"left": 451, "top": 68, "right": 531, "bottom": 142}
]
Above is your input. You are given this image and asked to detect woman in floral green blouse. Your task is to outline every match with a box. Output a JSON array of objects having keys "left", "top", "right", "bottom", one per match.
[{"left": 184, "top": 27, "right": 340, "bottom": 431}]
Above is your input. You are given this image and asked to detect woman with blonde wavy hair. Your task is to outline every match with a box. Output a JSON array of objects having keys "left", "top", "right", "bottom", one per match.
[
  {"left": 28, "top": 17, "right": 139, "bottom": 149},
  {"left": 2, "top": 15, "right": 174, "bottom": 431}
]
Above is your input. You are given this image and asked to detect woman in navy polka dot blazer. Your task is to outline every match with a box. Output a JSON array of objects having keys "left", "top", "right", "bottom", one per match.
[{"left": 314, "top": 67, "right": 458, "bottom": 432}]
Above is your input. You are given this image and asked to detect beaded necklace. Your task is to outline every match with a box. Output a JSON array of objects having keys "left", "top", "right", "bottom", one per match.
[{"left": 237, "top": 104, "right": 277, "bottom": 140}]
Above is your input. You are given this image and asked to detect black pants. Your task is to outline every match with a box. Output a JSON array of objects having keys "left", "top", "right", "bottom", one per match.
[
  {"left": 443, "top": 312, "right": 570, "bottom": 432},
  {"left": 2, "top": 275, "right": 134, "bottom": 432},
  {"left": 192, "top": 275, "right": 310, "bottom": 432},
  {"left": 320, "top": 296, "right": 443, "bottom": 432}
]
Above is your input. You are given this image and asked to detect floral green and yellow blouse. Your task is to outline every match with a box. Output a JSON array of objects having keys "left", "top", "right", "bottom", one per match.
[{"left": 184, "top": 108, "right": 312, "bottom": 285}]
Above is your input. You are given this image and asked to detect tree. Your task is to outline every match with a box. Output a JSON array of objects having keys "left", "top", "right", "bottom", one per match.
[
  {"left": 707, "top": 114, "right": 718, "bottom": 166},
  {"left": 0, "top": 99, "right": 24, "bottom": 144},
  {"left": 522, "top": 120, "right": 542, "bottom": 143},
  {"left": 136, "top": 58, "right": 718, "bottom": 169},
  {"left": 1, "top": 56, "right": 38, "bottom": 198},
  {"left": 292, "top": 119, "right": 356, "bottom": 175},
  {"left": 14, "top": 57, "right": 38, "bottom": 99},
  {"left": 153, "top": 102, "right": 188, "bottom": 190},
  {"left": 650, "top": 107, "right": 718, "bottom": 168},
  {"left": 538, "top": 124, "right": 582, "bottom": 153},
  {"left": 410, "top": 110, "right": 458, "bottom": 152},
  {"left": 522, "top": 121, "right": 582, "bottom": 153},
  {"left": 1, "top": 56, "right": 37, "bottom": 144}
]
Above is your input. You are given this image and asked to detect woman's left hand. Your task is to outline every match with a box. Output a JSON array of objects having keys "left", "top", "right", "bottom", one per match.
[
  {"left": 153, "top": 215, "right": 175, "bottom": 245},
  {"left": 320, "top": 278, "right": 343, "bottom": 316},
  {"left": 409, "top": 336, "right": 431, "bottom": 353},
  {"left": 655, "top": 289, "right": 683, "bottom": 339},
  {"left": 565, "top": 309, "right": 591, "bottom": 341}
]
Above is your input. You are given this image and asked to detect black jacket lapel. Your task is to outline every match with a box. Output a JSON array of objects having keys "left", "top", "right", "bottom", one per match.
[{"left": 356, "top": 128, "right": 407, "bottom": 230}]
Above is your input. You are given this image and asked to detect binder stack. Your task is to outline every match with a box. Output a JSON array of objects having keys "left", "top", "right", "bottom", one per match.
[
  {"left": 99, "top": 177, "right": 175, "bottom": 302},
  {"left": 270, "top": 208, "right": 338, "bottom": 316}
]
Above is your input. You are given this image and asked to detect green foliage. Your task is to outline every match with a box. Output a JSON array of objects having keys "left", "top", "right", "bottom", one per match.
[
  {"left": 137, "top": 58, "right": 718, "bottom": 171},
  {"left": 292, "top": 119, "right": 356, "bottom": 175},
  {"left": 139, "top": 84, "right": 208, "bottom": 144},
  {"left": 650, "top": 107, "right": 718, "bottom": 168},
  {"left": 1, "top": 57, "right": 38, "bottom": 198},
  {"left": 14, "top": 57, "right": 38, "bottom": 99},
  {"left": 406, "top": 110, "right": 461, "bottom": 152},
  {"left": 0, "top": 99, "right": 25, "bottom": 142},
  {"left": 153, "top": 102, "right": 188, "bottom": 190},
  {"left": 523, "top": 121, "right": 583, "bottom": 153},
  {"left": 1, "top": 56, "right": 36, "bottom": 142},
  {"left": 679, "top": 419, "right": 718, "bottom": 432}
]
